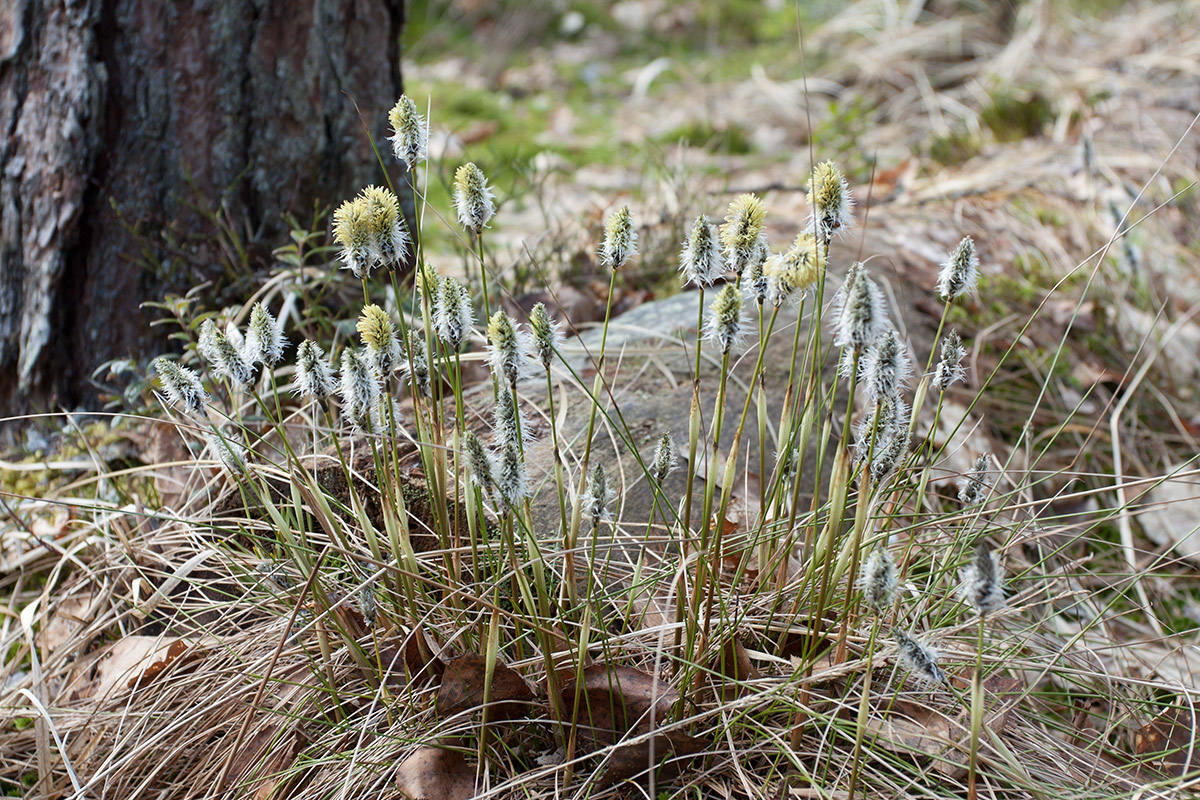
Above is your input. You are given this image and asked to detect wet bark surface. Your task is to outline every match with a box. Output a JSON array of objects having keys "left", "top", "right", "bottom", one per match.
[{"left": 0, "top": 0, "right": 407, "bottom": 423}]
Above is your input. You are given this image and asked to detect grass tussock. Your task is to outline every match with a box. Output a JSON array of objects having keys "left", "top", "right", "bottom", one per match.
[{"left": 4, "top": 3, "right": 1200, "bottom": 799}]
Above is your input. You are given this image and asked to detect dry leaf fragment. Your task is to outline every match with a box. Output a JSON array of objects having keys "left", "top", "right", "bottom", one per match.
[
  {"left": 598, "top": 730, "right": 705, "bottom": 787},
  {"left": 403, "top": 628, "right": 446, "bottom": 684},
  {"left": 868, "top": 674, "right": 1023, "bottom": 779},
  {"left": 37, "top": 595, "right": 94, "bottom": 655},
  {"left": 712, "top": 636, "right": 760, "bottom": 701},
  {"left": 396, "top": 746, "right": 477, "bottom": 800},
  {"left": 563, "top": 664, "right": 678, "bottom": 749},
  {"left": 436, "top": 653, "right": 534, "bottom": 721},
  {"left": 1134, "top": 706, "right": 1200, "bottom": 778},
  {"left": 70, "top": 635, "right": 206, "bottom": 701},
  {"left": 129, "top": 638, "right": 206, "bottom": 689}
]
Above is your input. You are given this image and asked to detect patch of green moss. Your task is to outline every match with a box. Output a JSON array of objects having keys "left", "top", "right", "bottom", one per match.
[
  {"left": 981, "top": 90, "right": 1053, "bottom": 142},
  {"left": 656, "top": 119, "right": 753, "bottom": 154},
  {"left": 929, "top": 130, "right": 982, "bottom": 166}
]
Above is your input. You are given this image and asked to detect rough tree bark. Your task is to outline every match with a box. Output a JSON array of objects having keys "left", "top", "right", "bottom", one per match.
[{"left": 0, "top": 0, "right": 406, "bottom": 423}]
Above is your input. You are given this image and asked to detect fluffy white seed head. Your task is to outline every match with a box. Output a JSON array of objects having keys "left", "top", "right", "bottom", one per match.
[
  {"left": 932, "top": 330, "right": 968, "bottom": 391},
  {"left": 959, "top": 542, "right": 1005, "bottom": 617},
  {"left": 154, "top": 358, "right": 208, "bottom": 414},
  {"left": 808, "top": 160, "right": 854, "bottom": 245},
  {"left": 199, "top": 319, "right": 253, "bottom": 386},
  {"left": 496, "top": 443, "right": 529, "bottom": 507},
  {"left": 856, "top": 393, "right": 908, "bottom": 467},
  {"left": 332, "top": 197, "right": 375, "bottom": 278},
  {"left": 679, "top": 215, "right": 723, "bottom": 286},
  {"left": 651, "top": 431, "right": 678, "bottom": 485},
  {"left": 360, "top": 185, "right": 410, "bottom": 271},
  {"left": 453, "top": 162, "right": 496, "bottom": 235},
  {"left": 747, "top": 246, "right": 770, "bottom": 306},
  {"left": 871, "top": 399, "right": 912, "bottom": 482},
  {"left": 357, "top": 304, "right": 402, "bottom": 377},
  {"left": 893, "top": 628, "right": 945, "bottom": 686},
  {"left": 768, "top": 232, "right": 824, "bottom": 306},
  {"left": 436, "top": 277, "right": 474, "bottom": 352},
  {"left": 292, "top": 340, "right": 338, "bottom": 399},
  {"left": 492, "top": 384, "right": 531, "bottom": 450},
  {"left": 586, "top": 463, "right": 615, "bottom": 522},
  {"left": 244, "top": 303, "right": 287, "bottom": 368},
  {"left": 720, "top": 194, "right": 766, "bottom": 277},
  {"left": 860, "top": 328, "right": 912, "bottom": 404},
  {"left": 528, "top": 302, "right": 563, "bottom": 370},
  {"left": 860, "top": 547, "right": 898, "bottom": 611},
  {"left": 339, "top": 348, "right": 381, "bottom": 431},
  {"left": 388, "top": 95, "right": 429, "bottom": 170},
  {"left": 600, "top": 206, "right": 638, "bottom": 271},
  {"left": 486, "top": 311, "right": 533, "bottom": 386},
  {"left": 704, "top": 283, "right": 745, "bottom": 354},
  {"left": 833, "top": 264, "right": 885, "bottom": 354},
  {"left": 463, "top": 430, "right": 496, "bottom": 496},
  {"left": 937, "top": 236, "right": 980, "bottom": 301},
  {"left": 958, "top": 452, "right": 997, "bottom": 505}
]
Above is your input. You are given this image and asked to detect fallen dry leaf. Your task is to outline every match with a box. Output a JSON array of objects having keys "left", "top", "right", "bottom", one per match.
[
  {"left": 436, "top": 653, "right": 534, "bottom": 721},
  {"left": 712, "top": 636, "right": 760, "bottom": 701},
  {"left": 598, "top": 730, "right": 705, "bottom": 787},
  {"left": 404, "top": 628, "right": 446, "bottom": 684},
  {"left": 128, "top": 639, "right": 205, "bottom": 690},
  {"left": 563, "top": 664, "right": 678, "bottom": 749},
  {"left": 868, "top": 674, "right": 1022, "bottom": 778},
  {"left": 37, "top": 595, "right": 94, "bottom": 655},
  {"left": 396, "top": 746, "right": 477, "bottom": 800},
  {"left": 70, "top": 635, "right": 206, "bottom": 701},
  {"left": 1134, "top": 706, "right": 1200, "bottom": 778}
]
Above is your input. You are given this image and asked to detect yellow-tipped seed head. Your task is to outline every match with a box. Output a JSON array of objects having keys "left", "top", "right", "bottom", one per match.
[
  {"left": 599, "top": 205, "right": 638, "bottom": 270},
  {"left": 388, "top": 95, "right": 428, "bottom": 170},
  {"left": 720, "top": 193, "right": 766, "bottom": 276},
  {"left": 453, "top": 162, "right": 496, "bottom": 235},
  {"left": 333, "top": 197, "right": 375, "bottom": 278}
]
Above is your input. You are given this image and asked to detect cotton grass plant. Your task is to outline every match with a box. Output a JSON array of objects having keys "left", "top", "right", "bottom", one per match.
[{"left": 2, "top": 79, "right": 1198, "bottom": 800}]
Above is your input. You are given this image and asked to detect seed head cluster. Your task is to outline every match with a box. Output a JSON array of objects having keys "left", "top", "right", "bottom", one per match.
[
  {"left": 334, "top": 186, "right": 410, "bottom": 277},
  {"left": 833, "top": 264, "right": 885, "bottom": 355},
  {"left": 651, "top": 431, "right": 678, "bottom": 485},
  {"left": 199, "top": 319, "right": 253, "bottom": 387},
  {"left": 893, "top": 628, "right": 945, "bottom": 686},
  {"left": 357, "top": 305, "right": 401, "bottom": 377},
  {"left": 860, "top": 547, "right": 898, "bottom": 611},
  {"left": 932, "top": 330, "right": 968, "bottom": 391},
  {"left": 958, "top": 453, "right": 996, "bottom": 505},
  {"left": 768, "top": 232, "right": 823, "bottom": 306},
  {"left": 860, "top": 328, "right": 911, "bottom": 404},
  {"left": 244, "top": 303, "right": 286, "bottom": 368},
  {"left": 487, "top": 311, "right": 533, "bottom": 386}
]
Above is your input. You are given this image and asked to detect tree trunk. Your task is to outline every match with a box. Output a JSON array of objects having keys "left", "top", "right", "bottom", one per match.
[{"left": 0, "top": 0, "right": 407, "bottom": 423}]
